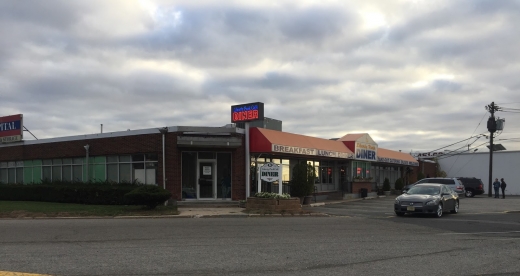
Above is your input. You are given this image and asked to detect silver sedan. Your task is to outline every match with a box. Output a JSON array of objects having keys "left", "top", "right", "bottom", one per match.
[{"left": 394, "top": 184, "right": 459, "bottom": 218}]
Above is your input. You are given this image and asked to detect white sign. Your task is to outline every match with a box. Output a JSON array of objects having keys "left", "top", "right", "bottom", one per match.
[
  {"left": 272, "top": 144, "right": 354, "bottom": 159},
  {"left": 260, "top": 162, "right": 280, "bottom": 183},
  {"left": 203, "top": 166, "right": 211, "bottom": 175}
]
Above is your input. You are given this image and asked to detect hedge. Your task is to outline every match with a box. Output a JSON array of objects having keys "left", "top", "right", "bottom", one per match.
[{"left": 0, "top": 181, "right": 141, "bottom": 205}]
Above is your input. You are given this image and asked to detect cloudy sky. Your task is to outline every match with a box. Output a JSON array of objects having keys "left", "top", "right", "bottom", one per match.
[{"left": 2, "top": 0, "right": 519, "bottom": 154}]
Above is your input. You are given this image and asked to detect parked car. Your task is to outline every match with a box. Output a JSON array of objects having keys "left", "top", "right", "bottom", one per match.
[
  {"left": 456, "top": 177, "right": 485, "bottom": 197},
  {"left": 394, "top": 184, "right": 459, "bottom": 217},
  {"left": 410, "top": 177, "right": 465, "bottom": 196}
]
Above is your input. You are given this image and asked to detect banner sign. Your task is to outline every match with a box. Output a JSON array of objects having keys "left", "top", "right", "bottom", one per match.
[
  {"left": 260, "top": 162, "right": 280, "bottom": 183},
  {"left": 272, "top": 144, "right": 354, "bottom": 159},
  {"left": 355, "top": 142, "right": 377, "bottom": 161},
  {"left": 412, "top": 152, "right": 444, "bottom": 158},
  {"left": 377, "top": 157, "right": 419, "bottom": 166},
  {"left": 231, "top": 102, "right": 264, "bottom": 123},
  {"left": 0, "top": 114, "right": 23, "bottom": 143}
]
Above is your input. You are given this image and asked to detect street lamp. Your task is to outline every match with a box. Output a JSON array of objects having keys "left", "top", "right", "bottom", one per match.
[
  {"left": 84, "top": 144, "right": 90, "bottom": 182},
  {"left": 158, "top": 127, "right": 168, "bottom": 190}
]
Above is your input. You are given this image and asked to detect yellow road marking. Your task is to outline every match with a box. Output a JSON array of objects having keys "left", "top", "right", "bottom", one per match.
[{"left": 0, "top": 271, "right": 51, "bottom": 276}]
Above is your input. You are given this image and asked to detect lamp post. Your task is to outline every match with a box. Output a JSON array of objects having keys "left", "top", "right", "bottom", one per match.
[
  {"left": 84, "top": 144, "right": 90, "bottom": 182},
  {"left": 158, "top": 127, "right": 168, "bottom": 191}
]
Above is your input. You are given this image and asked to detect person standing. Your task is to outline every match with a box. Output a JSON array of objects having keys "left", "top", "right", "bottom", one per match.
[
  {"left": 500, "top": 178, "right": 507, "bottom": 199},
  {"left": 493, "top": 178, "right": 501, "bottom": 198}
]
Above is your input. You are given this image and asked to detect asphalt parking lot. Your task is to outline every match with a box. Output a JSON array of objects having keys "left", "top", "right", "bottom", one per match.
[{"left": 309, "top": 195, "right": 520, "bottom": 234}]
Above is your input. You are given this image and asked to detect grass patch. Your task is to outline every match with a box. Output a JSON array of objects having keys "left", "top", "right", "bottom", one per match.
[{"left": 0, "top": 201, "right": 178, "bottom": 218}]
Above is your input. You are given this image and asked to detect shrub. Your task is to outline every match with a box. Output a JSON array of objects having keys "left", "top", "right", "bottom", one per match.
[
  {"left": 290, "top": 162, "right": 315, "bottom": 198},
  {"left": 395, "top": 178, "right": 404, "bottom": 190},
  {"left": 383, "top": 177, "right": 391, "bottom": 191},
  {"left": 417, "top": 172, "right": 425, "bottom": 181},
  {"left": 0, "top": 181, "right": 137, "bottom": 205},
  {"left": 124, "top": 185, "right": 171, "bottom": 209}
]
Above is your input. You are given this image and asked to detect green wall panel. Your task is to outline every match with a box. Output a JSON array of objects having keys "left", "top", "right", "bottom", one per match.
[
  {"left": 84, "top": 156, "right": 106, "bottom": 182},
  {"left": 23, "top": 160, "right": 33, "bottom": 184},
  {"left": 32, "top": 160, "right": 42, "bottom": 184}
]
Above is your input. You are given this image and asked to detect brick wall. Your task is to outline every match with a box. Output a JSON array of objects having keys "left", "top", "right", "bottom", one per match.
[
  {"left": 351, "top": 181, "right": 372, "bottom": 193},
  {"left": 410, "top": 161, "right": 437, "bottom": 183},
  {"left": 246, "top": 197, "right": 301, "bottom": 212},
  {"left": 0, "top": 131, "right": 247, "bottom": 200}
]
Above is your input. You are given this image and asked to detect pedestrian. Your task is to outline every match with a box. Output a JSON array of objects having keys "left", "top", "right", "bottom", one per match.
[
  {"left": 500, "top": 178, "right": 507, "bottom": 199},
  {"left": 493, "top": 178, "right": 501, "bottom": 198}
]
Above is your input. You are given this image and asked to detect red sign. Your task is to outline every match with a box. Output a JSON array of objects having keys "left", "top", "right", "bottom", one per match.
[
  {"left": 231, "top": 102, "right": 264, "bottom": 123},
  {"left": 233, "top": 109, "right": 258, "bottom": 122},
  {"left": 0, "top": 114, "right": 23, "bottom": 143}
]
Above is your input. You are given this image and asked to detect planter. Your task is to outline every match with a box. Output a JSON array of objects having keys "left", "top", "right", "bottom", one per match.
[
  {"left": 246, "top": 197, "right": 301, "bottom": 212},
  {"left": 353, "top": 178, "right": 373, "bottom": 182},
  {"left": 238, "top": 201, "right": 246, "bottom": 208},
  {"left": 302, "top": 196, "right": 313, "bottom": 205}
]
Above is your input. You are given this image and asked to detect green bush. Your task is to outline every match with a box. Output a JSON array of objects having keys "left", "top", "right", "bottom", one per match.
[
  {"left": 383, "top": 178, "right": 391, "bottom": 191},
  {"left": 124, "top": 185, "right": 171, "bottom": 209},
  {"left": 0, "top": 180, "right": 138, "bottom": 205},
  {"left": 417, "top": 172, "right": 425, "bottom": 181},
  {"left": 290, "top": 162, "right": 315, "bottom": 198},
  {"left": 395, "top": 178, "right": 404, "bottom": 190}
]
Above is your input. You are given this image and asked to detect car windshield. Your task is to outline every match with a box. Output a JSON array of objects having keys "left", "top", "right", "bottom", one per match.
[{"left": 406, "top": 186, "right": 440, "bottom": 195}]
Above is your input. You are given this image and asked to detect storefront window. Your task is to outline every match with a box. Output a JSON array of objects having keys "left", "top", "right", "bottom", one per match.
[
  {"left": 182, "top": 152, "right": 197, "bottom": 199},
  {"left": 319, "top": 161, "right": 333, "bottom": 184},
  {"left": 353, "top": 161, "right": 371, "bottom": 179},
  {"left": 119, "top": 163, "right": 131, "bottom": 182},
  {"left": 217, "top": 153, "right": 232, "bottom": 199},
  {"left": 106, "top": 154, "right": 158, "bottom": 184}
]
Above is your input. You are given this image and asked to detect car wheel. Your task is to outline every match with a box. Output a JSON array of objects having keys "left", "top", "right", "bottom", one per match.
[
  {"left": 450, "top": 201, "right": 459, "bottom": 214},
  {"left": 465, "top": 190, "right": 474, "bottom": 197},
  {"left": 395, "top": 212, "right": 405, "bottom": 217},
  {"left": 435, "top": 203, "right": 443, "bottom": 218}
]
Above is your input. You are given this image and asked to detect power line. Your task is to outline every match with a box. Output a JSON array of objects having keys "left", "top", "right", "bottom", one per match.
[
  {"left": 448, "top": 112, "right": 489, "bottom": 174},
  {"left": 436, "top": 141, "right": 488, "bottom": 161},
  {"left": 425, "top": 133, "right": 486, "bottom": 154}
]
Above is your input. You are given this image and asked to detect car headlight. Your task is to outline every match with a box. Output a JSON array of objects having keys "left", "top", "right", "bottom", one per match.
[
  {"left": 395, "top": 198, "right": 400, "bottom": 204},
  {"left": 425, "top": 200, "right": 438, "bottom": 206}
]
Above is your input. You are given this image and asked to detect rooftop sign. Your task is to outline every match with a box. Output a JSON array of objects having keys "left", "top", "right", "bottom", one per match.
[
  {"left": 0, "top": 114, "right": 23, "bottom": 143},
  {"left": 231, "top": 102, "right": 264, "bottom": 123}
]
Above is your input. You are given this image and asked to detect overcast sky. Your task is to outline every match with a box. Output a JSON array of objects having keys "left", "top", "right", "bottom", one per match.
[{"left": 2, "top": 0, "right": 519, "bottom": 154}]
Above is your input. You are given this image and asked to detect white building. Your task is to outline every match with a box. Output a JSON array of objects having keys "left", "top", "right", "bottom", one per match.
[{"left": 438, "top": 150, "right": 520, "bottom": 195}]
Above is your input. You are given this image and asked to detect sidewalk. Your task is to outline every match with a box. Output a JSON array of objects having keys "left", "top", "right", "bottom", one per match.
[{"left": 176, "top": 196, "right": 385, "bottom": 218}]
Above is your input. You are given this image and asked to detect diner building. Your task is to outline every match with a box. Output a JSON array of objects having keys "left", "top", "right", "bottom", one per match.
[{"left": 0, "top": 111, "right": 419, "bottom": 201}]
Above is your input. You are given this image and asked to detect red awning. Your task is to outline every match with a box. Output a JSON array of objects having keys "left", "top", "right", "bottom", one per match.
[
  {"left": 249, "top": 127, "right": 354, "bottom": 159},
  {"left": 377, "top": 148, "right": 419, "bottom": 166},
  {"left": 249, "top": 127, "right": 418, "bottom": 166}
]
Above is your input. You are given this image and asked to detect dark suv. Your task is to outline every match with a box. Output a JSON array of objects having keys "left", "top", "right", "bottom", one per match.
[
  {"left": 456, "top": 177, "right": 485, "bottom": 197},
  {"left": 405, "top": 178, "right": 465, "bottom": 196}
]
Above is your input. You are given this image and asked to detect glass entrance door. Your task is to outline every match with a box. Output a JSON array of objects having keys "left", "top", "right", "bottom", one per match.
[{"left": 198, "top": 162, "right": 215, "bottom": 199}]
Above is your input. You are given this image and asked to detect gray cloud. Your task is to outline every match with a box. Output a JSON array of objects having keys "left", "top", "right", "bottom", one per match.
[{"left": 1, "top": 0, "right": 519, "bottom": 153}]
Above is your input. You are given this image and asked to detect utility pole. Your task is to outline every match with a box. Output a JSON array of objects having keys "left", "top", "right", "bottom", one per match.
[{"left": 485, "top": 102, "right": 499, "bottom": 197}]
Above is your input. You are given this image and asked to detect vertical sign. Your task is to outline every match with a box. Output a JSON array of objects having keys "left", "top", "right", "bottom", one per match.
[
  {"left": 259, "top": 162, "right": 283, "bottom": 195},
  {"left": 0, "top": 114, "right": 23, "bottom": 143}
]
